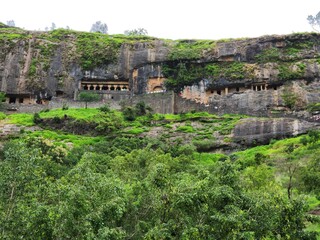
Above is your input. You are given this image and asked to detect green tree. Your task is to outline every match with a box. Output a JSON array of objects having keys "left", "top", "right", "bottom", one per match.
[
  {"left": 275, "top": 144, "right": 302, "bottom": 200},
  {"left": 301, "top": 155, "right": 320, "bottom": 195},
  {"left": 307, "top": 11, "right": 320, "bottom": 32},
  {"left": 282, "top": 88, "right": 298, "bottom": 110},
  {"left": 78, "top": 92, "right": 100, "bottom": 108},
  {"left": 0, "top": 140, "right": 67, "bottom": 239},
  {"left": 47, "top": 154, "right": 126, "bottom": 239}
]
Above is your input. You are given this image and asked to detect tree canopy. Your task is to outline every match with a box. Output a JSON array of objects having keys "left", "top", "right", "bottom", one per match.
[
  {"left": 0, "top": 108, "right": 319, "bottom": 239},
  {"left": 307, "top": 11, "right": 320, "bottom": 32},
  {"left": 78, "top": 92, "right": 100, "bottom": 108},
  {"left": 90, "top": 21, "right": 108, "bottom": 34},
  {"left": 6, "top": 20, "right": 15, "bottom": 27}
]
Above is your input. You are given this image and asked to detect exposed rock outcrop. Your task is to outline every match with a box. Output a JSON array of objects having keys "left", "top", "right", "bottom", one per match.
[
  {"left": 0, "top": 25, "right": 320, "bottom": 117},
  {"left": 232, "top": 117, "right": 320, "bottom": 145}
]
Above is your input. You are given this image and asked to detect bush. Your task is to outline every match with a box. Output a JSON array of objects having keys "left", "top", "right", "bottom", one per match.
[
  {"left": 99, "top": 104, "right": 110, "bottom": 113},
  {"left": 307, "top": 103, "right": 320, "bottom": 112},
  {"left": 123, "top": 107, "right": 136, "bottom": 121},
  {"left": 193, "top": 139, "right": 216, "bottom": 152},
  {"left": 176, "top": 125, "right": 195, "bottom": 133},
  {"left": 62, "top": 103, "right": 69, "bottom": 110},
  {"left": 33, "top": 113, "right": 42, "bottom": 124},
  {"left": 52, "top": 116, "right": 62, "bottom": 124},
  {"left": 0, "top": 112, "right": 6, "bottom": 120},
  {"left": 281, "top": 88, "right": 298, "bottom": 110}
]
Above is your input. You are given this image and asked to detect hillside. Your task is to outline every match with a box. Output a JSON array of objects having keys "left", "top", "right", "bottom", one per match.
[
  {"left": 0, "top": 108, "right": 320, "bottom": 239},
  {"left": 1, "top": 23, "right": 320, "bottom": 239}
]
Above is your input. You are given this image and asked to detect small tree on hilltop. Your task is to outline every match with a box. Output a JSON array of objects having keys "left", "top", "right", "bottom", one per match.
[
  {"left": 79, "top": 92, "right": 100, "bottom": 109},
  {"left": 124, "top": 28, "right": 148, "bottom": 36},
  {"left": 6, "top": 20, "right": 15, "bottom": 27},
  {"left": 50, "top": 22, "right": 56, "bottom": 31},
  {"left": 307, "top": 11, "right": 320, "bottom": 32},
  {"left": 90, "top": 21, "right": 108, "bottom": 34}
]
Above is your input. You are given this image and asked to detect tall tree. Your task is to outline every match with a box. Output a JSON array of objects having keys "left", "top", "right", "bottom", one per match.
[
  {"left": 50, "top": 22, "right": 56, "bottom": 31},
  {"left": 6, "top": 20, "right": 15, "bottom": 27},
  {"left": 90, "top": 21, "right": 108, "bottom": 34},
  {"left": 307, "top": 11, "right": 320, "bottom": 32}
]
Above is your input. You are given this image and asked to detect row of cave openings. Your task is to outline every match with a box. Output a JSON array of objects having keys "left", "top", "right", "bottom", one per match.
[
  {"left": 82, "top": 84, "right": 129, "bottom": 91},
  {"left": 210, "top": 84, "right": 278, "bottom": 96}
]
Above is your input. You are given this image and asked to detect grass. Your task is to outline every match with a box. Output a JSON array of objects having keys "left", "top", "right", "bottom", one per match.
[
  {"left": 39, "top": 108, "right": 101, "bottom": 121},
  {"left": 307, "top": 195, "right": 320, "bottom": 210},
  {"left": 123, "top": 127, "right": 148, "bottom": 135},
  {"left": 26, "top": 130, "right": 104, "bottom": 147},
  {"left": 6, "top": 108, "right": 103, "bottom": 126},
  {"left": 176, "top": 125, "right": 195, "bottom": 133},
  {"left": 192, "top": 152, "right": 225, "bottom": 165},
  {"left": 7, "top": 113, "right": 34, "bottom": 126}
]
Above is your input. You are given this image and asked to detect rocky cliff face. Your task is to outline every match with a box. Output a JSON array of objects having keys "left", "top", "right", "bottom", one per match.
[
  {"left": 0, "top": 28, "right": 171, "bottom": 99},
  {"left": 0, "top": 24, "right": 319, "bottom": 114},
  {"left": 232, "top": 117, "right": 320, "bottom": 145}
]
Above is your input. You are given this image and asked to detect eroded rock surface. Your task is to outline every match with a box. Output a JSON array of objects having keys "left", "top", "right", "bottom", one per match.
[{"left": 232, "top": 117, "right": 320, "bottom": 145}]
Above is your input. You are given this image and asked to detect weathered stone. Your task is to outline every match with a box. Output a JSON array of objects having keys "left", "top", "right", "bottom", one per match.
[
  {"left": 0, "top": 29, "right": 320, "bottom": 118},
  {"left": 232, "top": 117, "right": 319, "bottom": 145}
]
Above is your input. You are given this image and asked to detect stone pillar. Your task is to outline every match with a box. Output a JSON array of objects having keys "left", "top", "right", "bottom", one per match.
[
  {"left": 255, "top": 86, "right": 258, "bottom": 91},
  {"left": 225, "top": 87, "right": 228, "bottom": 95}
]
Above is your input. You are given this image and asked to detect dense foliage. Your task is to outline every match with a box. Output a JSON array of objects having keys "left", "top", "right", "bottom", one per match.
[{"left": 0, "top": 109, "right": 319, "bottom": 239}]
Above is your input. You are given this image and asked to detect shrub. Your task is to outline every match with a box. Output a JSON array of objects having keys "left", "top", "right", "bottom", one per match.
[
  {"left": 33, "top": 113, "right": 42, "bottom": 124},
  {"left": 99, "top": 104, "right": 110, "bottom": 113},
  {"left": 0, "top": 112, "right": 6, "bottom": 120},
  {"left": 176, "top": 125, "right": 195, "bottom": 133},
  {"left": 193, "top": 139, "right": 216, "bottom": 152},
  {"left": 123, "top": 107, "right": 136, "bottom": 121},
  {"left": 307, "top": 103, "right": 320, "bottom": 112},
  {"left": 62, "top": 103, "right": 69, "bottom": 110}
]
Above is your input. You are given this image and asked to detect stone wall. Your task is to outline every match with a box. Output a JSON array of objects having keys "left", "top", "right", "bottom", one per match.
[
  {"left": 3, "top": 97, "right": 122, "bottom": 114},
  {"left": 173, "top": 93, "right": 209, "bottom": 114},
  {"left": 124, "top": 92, "right": 174, "bottom": 114}
]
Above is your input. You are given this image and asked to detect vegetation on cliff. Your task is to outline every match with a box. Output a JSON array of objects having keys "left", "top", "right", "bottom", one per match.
[
  {"left": 1, "top": 23, "right": 320, "bottom": 96},
  {"left": 0, "top": 108, "right": 320, "bottom": 239}
]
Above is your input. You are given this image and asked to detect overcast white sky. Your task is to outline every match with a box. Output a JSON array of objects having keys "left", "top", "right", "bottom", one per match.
[{"left": 1, "top": 0, "right": 320, "bottom": 40}]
